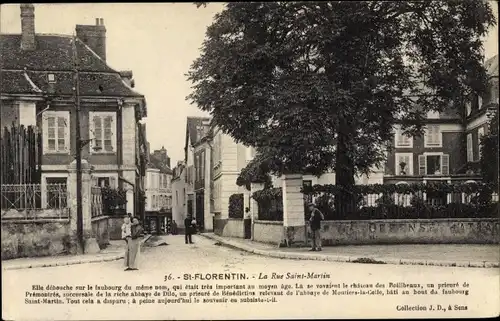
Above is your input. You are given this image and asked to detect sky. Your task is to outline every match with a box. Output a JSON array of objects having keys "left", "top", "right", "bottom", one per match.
[{"left": 1, "top": 3, "right": 498, "bottom": 165}]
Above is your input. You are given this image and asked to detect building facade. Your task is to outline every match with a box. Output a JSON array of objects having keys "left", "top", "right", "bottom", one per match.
[
  {"left": 384, "top": 55, "right": 499, "bottom": 189},
  {"left": 0, "top": 5, "right": 148, "bottom": 216},
  {"left": 183, "top": 117, "right": 211, "bottom": 230},
  {"left": 172, "top": 161, "right": 186, "bottom": 231}
]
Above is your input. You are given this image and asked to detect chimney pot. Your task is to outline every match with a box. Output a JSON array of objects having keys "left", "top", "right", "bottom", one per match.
[
  {"left": 75, "top": 19, "right": 107, "bottom": 61},
  {"left": 20, "top": 4, "right": 36, "bottom": 51}
]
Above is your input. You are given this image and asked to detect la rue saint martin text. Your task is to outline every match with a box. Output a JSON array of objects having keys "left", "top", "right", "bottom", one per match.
[{"left": 258, "top": 272, "right": 331, "bottom": 280}]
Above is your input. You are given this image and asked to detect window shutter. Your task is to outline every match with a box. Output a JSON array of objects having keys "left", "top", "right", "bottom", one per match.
[
  {"left": 43, "top": 115, "right": 49, "bottom": 153},
  {"left": 110, "top": 115, "right": 116, "bottom": 152},
  {"left": 396, "top": 128, "right": 403, "bottom": 146},
  {"left": 91, "top": 176, "right": 98, "bottom": 187},
  {"left": 109, "top": 176, "right": 117, "bottom": 188},
  {"left": 478, "top": 96, "right": 483, "bottom": 109},
  {"left": 442, "top": 154, "right": 449, "bottom": 175},
  {"left": 418, "top": 155, "right": 426, "bottom": 175},
  {"left": 62, "top": 115, "right": 70, "bottom": 152},
  {"left": 466, "top": 102, "right": 472, "bottom": 116},
  {"left": 466, "top": 134, "right": 473, "bottom": 161},
  {"left": 89, "top": 113, "right": 95, "bottom": 152}
]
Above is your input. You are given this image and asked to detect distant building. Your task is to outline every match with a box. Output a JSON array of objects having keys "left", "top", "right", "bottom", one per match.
[{"left": 144, "top": 147, "right": 173, "bottom": 234}]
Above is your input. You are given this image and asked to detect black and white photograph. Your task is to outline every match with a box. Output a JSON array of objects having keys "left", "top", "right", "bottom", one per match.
[{"left": 1, "top": 2, "right": 499, "bottom": 320}]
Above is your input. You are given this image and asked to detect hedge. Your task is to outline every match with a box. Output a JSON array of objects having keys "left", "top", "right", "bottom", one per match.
[
  {"left": 228, "top": 193, "right": 244, "bottom": 219},
  {"left": 252, "top": 182, "right": 499, "bottom": 221}
]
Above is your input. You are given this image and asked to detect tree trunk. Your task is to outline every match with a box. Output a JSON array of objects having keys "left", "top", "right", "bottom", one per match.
[{"left": 335, "top": 114, "right": 356, "bottom": 219}]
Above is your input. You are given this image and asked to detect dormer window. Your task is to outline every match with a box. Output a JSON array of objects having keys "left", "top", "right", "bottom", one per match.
[{"left": 47, "top": 73, "right": 56, "bottom": 83}]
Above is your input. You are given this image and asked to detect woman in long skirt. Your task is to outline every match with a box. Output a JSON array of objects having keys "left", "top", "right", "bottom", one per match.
[
  {"left": 127, "top": 217, "right": 144, "bottom": 271},
  {"left": 121, "top": 216, "right": 132, "bottom": 270}
]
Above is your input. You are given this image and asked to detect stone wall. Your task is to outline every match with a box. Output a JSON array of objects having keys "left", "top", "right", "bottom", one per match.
[
  {"left": 253, "top": 220, "right": 283, "bottom": 245},
  {"left": 213, "top": 218, "right": 245, "bottom": 238},
  {"left": 250, "top": 218, "right": 499, "bottom": 245},
  {"left": 91, "top": 216, "right": 111, "bottom": 249},
  {"left": 1, "top": 219, "right": 72, "bottom": 260},
  {"left": 311, "top": 218, "right": 500, "bottom": 245},
  {"left": 108, "top": 215, "right": 126, "bottom": 240}
]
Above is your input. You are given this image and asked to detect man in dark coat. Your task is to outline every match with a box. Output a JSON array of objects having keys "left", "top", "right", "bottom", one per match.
[
  {"left": 308, "top": 203, "right": 324, "bottom": 251},
  {"left": 184, "top": 215, "right": 195, "bottom": 244}
]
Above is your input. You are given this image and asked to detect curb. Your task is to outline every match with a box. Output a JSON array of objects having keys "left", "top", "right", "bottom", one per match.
[
  {"left": 2, "top": 235, "right": 153, "bottom": 271},
  {"left": 202, "top": 234, "right": 499, "bottom": 269}
]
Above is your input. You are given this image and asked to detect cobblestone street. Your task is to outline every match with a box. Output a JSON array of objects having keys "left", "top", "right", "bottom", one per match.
[{"left": 3, "top": 235, "right": 499, "bottom": 320}]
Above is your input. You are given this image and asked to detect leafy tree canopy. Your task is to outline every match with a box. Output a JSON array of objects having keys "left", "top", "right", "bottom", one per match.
[{"left": 187, "top": 1, "right": 496, "bottom": 178}]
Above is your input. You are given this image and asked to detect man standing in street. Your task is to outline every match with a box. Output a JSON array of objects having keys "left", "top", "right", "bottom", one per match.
[
  {"left": 184, "top": 215, "right": 195, "bottom": 244},
  {"left": 308, "top": 202, "right": 324, "bottom": 251}
]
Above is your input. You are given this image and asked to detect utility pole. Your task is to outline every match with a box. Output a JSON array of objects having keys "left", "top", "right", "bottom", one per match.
[{"left": 72, "top": 35, "right": 84, "bottom": 253}]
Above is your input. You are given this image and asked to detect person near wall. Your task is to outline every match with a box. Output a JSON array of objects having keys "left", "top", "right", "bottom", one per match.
[
  {"left": 127, "top": 217, "right": 144, "bottom": 271},
  {"left": 308, "top": 203, "right": 324, "bottom": 252},
  {"left": 184, "top": 215, "right": 195, "bottom": 244},
  {"left": 171, "top": 220, "right": 178, "bottom": 235},
  {"left": 121, "top": 216, "right": 132, "bottom": 270}
]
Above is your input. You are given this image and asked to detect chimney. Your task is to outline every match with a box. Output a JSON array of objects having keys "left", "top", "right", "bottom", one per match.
[
  {"left": 75, "top": 18, "right": 107, "bottom": 61},
  {"left": 20, "top": 4, "right": 36, "bottom": 51}
]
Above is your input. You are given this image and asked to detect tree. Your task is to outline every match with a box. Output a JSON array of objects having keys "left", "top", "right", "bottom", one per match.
[{"left": 187, "top": 1, "right": 495, "bottom": 209}]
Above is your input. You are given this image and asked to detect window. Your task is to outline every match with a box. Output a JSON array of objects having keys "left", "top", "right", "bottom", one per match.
[
  {"left": 395, "top": 153, "right": 413, "bottom": 175},
  {"left": 478, "top": 127, "right": 485, "bottom": 158},
  {"left": 427, "top": 111, "right": 440, "bottom": 119},
  {"left": 466, "top": 133, "right": 473, "bottom": 162},
  {"left": 47, "top": 73, "right": 56, "bottom": 83},
  {"left": 43, "top": 111, "right": 69, "bottom": 154},
  {"left": 89, "top": 112, "right": 116, "bottom": 153},
  {"left": 394, "top": 126, "right": 412, "bottom": 148},
  {"left": 91, "top": 176, "right": 117, "bottom": 188},
  {"left": 46, "top": 177, "right": 67, "bottom": 209},
  {"left": 418, "top": 154, "right": 449, "bottom": 176},
  {"left": 424, "top": 125, "right": 442, "bottom": 147}
]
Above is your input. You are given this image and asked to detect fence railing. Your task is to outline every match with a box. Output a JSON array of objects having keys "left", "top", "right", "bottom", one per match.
[
  {"left": 91, "top": 186, "right": 103, "bottom": 218},
  {"left": 254, "top": 185, "right": 499, "bottom": 221},
  {"left": 1, "top": 183, "right": 69, "bottom": 219}
]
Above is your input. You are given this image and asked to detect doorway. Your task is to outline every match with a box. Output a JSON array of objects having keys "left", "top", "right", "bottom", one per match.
[{"left": 196, "top": 192, "right": 205, "bottom": 231}]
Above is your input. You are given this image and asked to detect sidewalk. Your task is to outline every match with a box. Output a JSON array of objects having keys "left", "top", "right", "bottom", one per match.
[
  {"left": 201, "top": 233, "right": 500, "bottom": 268},
  {"left": 2, "top": 235, "right": 152, "bottom": 271}
]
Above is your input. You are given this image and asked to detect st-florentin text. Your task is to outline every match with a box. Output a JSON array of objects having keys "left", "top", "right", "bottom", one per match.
[
  {"left": 183, "top": 273, "right": 247, "bottom": 281},
  {"left": 258, "top": 272, "right": 330, "bottom": 280}
]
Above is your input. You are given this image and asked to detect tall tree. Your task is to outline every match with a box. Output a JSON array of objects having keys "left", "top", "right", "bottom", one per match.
[{"left": 187, "top": 1, "right": 495, "bottom": 209}]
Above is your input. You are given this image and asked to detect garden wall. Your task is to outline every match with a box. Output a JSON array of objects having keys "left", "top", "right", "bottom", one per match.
[
  {"left": 1, "top": 219, "right": 72, "bottom": 260},
  {"left": 214, "top": 218, "right": 245, "bottom": 238},
  {"left": 253, "top": 220, "right": 283, "bottom": 244},
  {"left": 91, "top": 215, "right": 111, "bottom": 249},
  {"left": 310, "top": 218, "right": 500, "bottom": 245}
]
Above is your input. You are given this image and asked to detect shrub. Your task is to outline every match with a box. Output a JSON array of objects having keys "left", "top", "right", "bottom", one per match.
[
  {"left": 228, "top": 193, "right": 244, "bottom": 219},
  {"left": 253, "top": 188, "right": 283, "bottom": 221}
]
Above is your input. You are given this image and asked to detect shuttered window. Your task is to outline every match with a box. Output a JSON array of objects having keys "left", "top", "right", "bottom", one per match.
[
  {"left": 424, "top": 125, "right": 442, "bottom": 147},
  {"left": 396, "top": 153, "right": 413, "bottom": 175},
  {"left": 89, "top": 112, "right": 116, "bottom": 153},
  {"left": 395, "top": 126, "right": 412, "bottom": 147},
  {"left": 43, "top": 111, "right": 69, "bottom": 154},
  {"left": 419, "top": 154, "right": 449, "bottom": 176}
]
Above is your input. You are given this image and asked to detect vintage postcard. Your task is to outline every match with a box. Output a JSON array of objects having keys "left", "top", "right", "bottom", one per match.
[{"left": 1, "top": 2, "right": 499, "bottom": 320}]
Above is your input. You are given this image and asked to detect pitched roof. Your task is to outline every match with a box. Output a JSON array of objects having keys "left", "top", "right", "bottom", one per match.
[
  {"left": 149, "top": 154, "right": 173, "bottom": 175},
  {"left": 186, "top": 116, "right": 211, "bottom": 146},
  {"left": 0, "top": 34, "right": 143, "bottom": 98}
]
